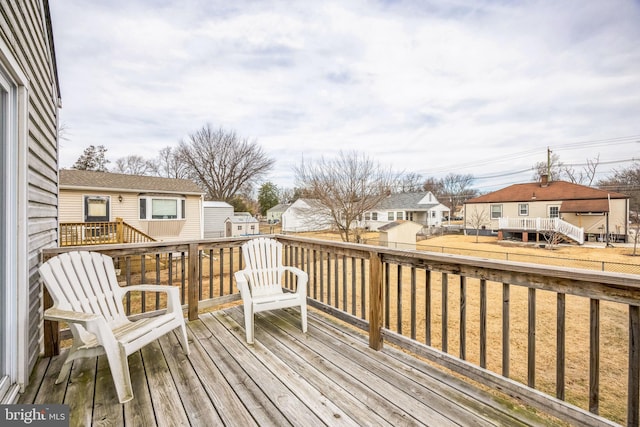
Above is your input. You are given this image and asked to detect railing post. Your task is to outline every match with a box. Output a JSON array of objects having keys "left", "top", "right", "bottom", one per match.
[
  {"left": 43, "top": 287, "right": 59, "bottom": 357},
  {"left": 188, "top": 243, "right": 199, "bottom": 320},
  {"left": 116, "top": 217, "right": 124, "bottom": 243},
  {"left": 369, "top": 251, "right": 383, "bottom": 350}
]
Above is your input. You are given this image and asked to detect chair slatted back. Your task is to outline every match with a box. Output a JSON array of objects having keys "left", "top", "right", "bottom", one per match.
[
  {"left": 241, "top": 238, "right": 284, "bottom": 297},
  {"left": 39, "top": 251, "right": 127, "bottom": 325}
]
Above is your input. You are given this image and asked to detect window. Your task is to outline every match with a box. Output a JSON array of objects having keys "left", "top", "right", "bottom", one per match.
[
  {"left": 84, "top": 196, "right": 109, "bottom": 222},
  {"left": 371, "top": 212, "right": 378, "bottom": 220},
  {"left": 139, "top": 196, "right": 186, "bottom": 220},
  {"left": 364, "top": 212, "right": 370, "bottom": 221},
  {"left": 490, "top": 204, "right": 502, "bottom": 219},
  {"left": 518, "top": 204, "right": 529, "bottom": 216},
  {"left": 407, "top": 212, "right": 414, "bottom": 221},
  {"left": 388, "top": 212, "right": 394, "bottom": 221},
  {"left": 396, "top": 211, "right": 404, "bottom": 220},
  {"left": 549, "top": 206, "right": 560, "bottom": 218}
]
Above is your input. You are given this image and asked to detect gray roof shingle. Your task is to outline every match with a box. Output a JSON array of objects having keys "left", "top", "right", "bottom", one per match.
[{"left": 60, "top": 169, "right": 204, "bottom": 194}]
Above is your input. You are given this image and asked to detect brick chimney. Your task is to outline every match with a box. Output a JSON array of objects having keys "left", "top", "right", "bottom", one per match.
[{"left": 540, "top": 174, "right": 549, "bottom": 187}]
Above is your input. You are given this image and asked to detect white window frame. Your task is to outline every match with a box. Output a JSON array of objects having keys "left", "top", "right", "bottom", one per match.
[
  {"left": 139, "top": 196, "right": 186, "bottom": 220},
  {"left": 518, "top": 203, "right": 529, "bottom": 216},
  {"left": 0, "top": 38, "right": 29, "bottom": 399},
  {"left": 548, "top": 205, "right": 560, "bottom": 218},
  {"left": 490, "top": 204, "right": 503, "bottom": 219}
]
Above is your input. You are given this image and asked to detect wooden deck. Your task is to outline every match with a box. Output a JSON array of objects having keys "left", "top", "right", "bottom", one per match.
[{"left": 20, "top": 307, "right": 559, "bottom": 426}]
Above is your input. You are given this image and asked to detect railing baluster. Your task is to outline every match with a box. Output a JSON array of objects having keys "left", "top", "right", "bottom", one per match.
[
  {"left": 384, "top": 262, "right": 390, "bottom": 329},
  {"left": 327, "top": 252, "right": 332, "bottom": 305},
  {"left": 557, "top": 293, "right": 565, "bottom": 400},
  {"left": 410, "top": 266, "right": 416, "bottom": 340},
  {"left": 208, "top": 249, "right": 213, "bottom": 298},
  {"left": 629, "top": 305, "right": 640, "bottom": 426},
  {"left": 360, "top": 258, "right": 366, "bottom": 319},
  {"left": 141, "top": 255, "right": 146, "bottom": 312},
  {"left": 198, "top": 250, "right": 203, "bottom": 300},
  {"left": 589, "top": 298, "right": 600, "bottom": 414},
  {"left": 334, "top": 255, "right": 339, "bottom": 308},
  {"left": 351, "top": 257, "right": 356, "bottom": 315},
  {"left": 319, "top": 251, "right": 324, "bottom": 303},
  {"left": 229, "top": 247, "right": 234, "bottom": 295},
  {"left": 219, "top": 248, "right": 224, "bottom": 297},
  {"left": 478, "top": 279, "right": 486, "bottom": 369},
  {"left": 528, "top": 288, "right": 536, "bottom": 388},
  {"left": 442, "top": 272, "right": 448, "bottom": 354},
  {"left": 425, "top": 270, "right": 431, "bottom": 346},
  {"left": 342, "top": 255, "right": 347, "bottom": 312},
  {"left": 187, "top": 243, "right": 199, "bottom": 320},
  {"left": 460, "top": 276, "right": 466, "bottom": 360},
  {"left": 503, "top": 282, "right": 510, "bottom": 378},
  {"left": 397, "top": 265, "right": 403, "bottom": 334},
  {"left": 155, "top": 253, "right": 161, "bottom": 309}
]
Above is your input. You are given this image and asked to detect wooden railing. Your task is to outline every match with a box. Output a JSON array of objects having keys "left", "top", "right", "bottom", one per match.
[
  {"left": 41, "top": 235, "right": 640, "bottom": 426},
  {"left": 59, "top": 218, "right": 156, "bottom": 246},
  {"left": 499, "top": 217, "right": 585, "bottom": 244}
]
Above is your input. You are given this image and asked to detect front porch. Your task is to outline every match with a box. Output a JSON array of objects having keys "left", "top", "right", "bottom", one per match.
[{"left": 21, "top": 306, "right": 555, "bottom": 426}]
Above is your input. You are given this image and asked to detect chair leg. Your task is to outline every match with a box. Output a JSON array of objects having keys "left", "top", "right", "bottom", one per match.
[
  {"left": 244, "top": 303, "right": 254, "bottom": 344},
  {"left": 300, "top": 303, "right": 308, "bottom": 333},
  {"left": 104, "top": 345, "right": 134, "bottom": 403},
  {"left": 177, "top": 323, "right": 191, "bottom": 355}
]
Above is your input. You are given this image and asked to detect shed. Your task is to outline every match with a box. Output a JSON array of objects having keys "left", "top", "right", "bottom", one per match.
[
  {"left": 378, "top": 220, "right": 424, "bottom": 250},
  {"left": 203, "top": 201, "right": 234, "bottom": 238},
  {"left": 225, "top": 215, "right": 260, "bottom": 237},
  {"left": 266, "top": 203, "right": 290, "bottom": 223}
]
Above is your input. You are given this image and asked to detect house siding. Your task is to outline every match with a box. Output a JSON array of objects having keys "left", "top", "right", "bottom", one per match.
[
  {"left": 59, "top": 189, "right": 204, "bottom": 241},
  {"left": 203, "top": 202, "right": 234, "bottom": 238},
  {"left": 1, "top": 0, "right": 60, "bottom": 394}
]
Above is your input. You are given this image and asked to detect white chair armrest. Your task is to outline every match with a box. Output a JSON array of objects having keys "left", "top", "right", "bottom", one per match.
[
  {"left": 44, "top": 307, "right": 102, "bottom": 325},
  {"left": 121, "top": 284, "right": 182, "bottom": 313},
  {"left": 282, "top": 266, "right": 308, "bottom": 297},
  {"left": 234, "top": 270, "right": 253, "bottom": 302}
]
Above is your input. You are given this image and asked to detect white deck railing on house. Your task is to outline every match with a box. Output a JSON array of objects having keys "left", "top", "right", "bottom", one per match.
[{"left": 498, "top": 217, "right": 584, "bottom": 244}]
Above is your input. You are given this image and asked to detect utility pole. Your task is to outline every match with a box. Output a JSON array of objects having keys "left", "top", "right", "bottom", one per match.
[{"left": 547, "top": 147, "right": 552, "bottom": 180}]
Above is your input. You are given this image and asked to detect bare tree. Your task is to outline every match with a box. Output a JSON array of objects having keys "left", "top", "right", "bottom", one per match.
[
  {"left": 532, "top": 151, "right": 564, "bottom": 182},
  {"left": 155, "top": 146, "right": 190, "bottom": 179},
  {"left": 563, "top": 155, "right": 600, "bottom": 185},
  {"left": 441, "top": 173, "right": 477, "bottom": 216},
  {"left": 422, "top": 177, "right": 445, "bottom": 197},
  {"left": 176, "top": 124, "right": 274, "bottom": 201},
  {"left": 466, "top": 205, "right": 489, "bottom": 243},
  {"left": 393, "top": 172, "right": 423, "bottom": 193},
  {"left": 295, "top": 150, "right": 397, "bottom": 242},
  {"left": 541, "top": 230, "right": 562, "bottom": 250},
  {"left": 113, "top": 155, "right": 157, "bottom": 175}
]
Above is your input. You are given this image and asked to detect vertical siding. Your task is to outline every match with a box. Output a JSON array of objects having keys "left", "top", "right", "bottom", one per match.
[{"left": 1, "top": 1, "right": 60, "bottom": 374}]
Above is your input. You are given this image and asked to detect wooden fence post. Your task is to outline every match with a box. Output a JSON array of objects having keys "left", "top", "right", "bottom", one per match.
[
  {"left": 116, "top": 217, "right": 124, "bottom": 243},
  {"left": 369, "top": 251, "right": 383, "bottom": 350},
  {"left": 188, "top": 243, "right": 199, "bottom": 320}
]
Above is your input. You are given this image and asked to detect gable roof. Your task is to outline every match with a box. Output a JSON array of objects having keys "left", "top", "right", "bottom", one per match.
[
  {"left": 374, "top": 192, "right": 439, "bottom": 211},
  {"left": 60, "top": 169, "right": 204, "bottom": 195},
  {"left": 378, "top": 220, "right": 424, "bottom": 232},
  {"left": 466, "top": 180, "right": 627, "bottom": 204},
  {"left": 267, "top": 203, "right": 291, "bottom": 213}
]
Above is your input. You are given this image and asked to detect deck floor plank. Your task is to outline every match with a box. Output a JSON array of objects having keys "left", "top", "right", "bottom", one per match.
[
  {"left": 158, "top": 332, "right": 223, "bottom": 426},
  {"left": 124, "top": 351, "right": 157, "bottom": 427},
  {"left": 19, "top": 308, "right": 560, "bottom": 426},
  {"left": 65, "top": 357, "right": 96, "bottom": 427},
  {"left": 220, "top": 310, "right": 396, "bottom": 426},
  {"left": 140, "top": 341, "right": 191, "bottom": 427},
  {"left": 188, "top": 319, "right": 278, "bottom": 427},
  {"left": 199, "top": 313, "right": 332, "bottom": 426}
]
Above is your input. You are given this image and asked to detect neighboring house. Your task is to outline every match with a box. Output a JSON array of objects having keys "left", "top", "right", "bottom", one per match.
[
  {"left": 203, "top": 201, "right": 234, "bottom": 238},
  {"left": 379, "top": 221, "right": 425, "bottom": 250},
  {"left": 364, "top": 192, "right": 449, "bottom": 231},
  {"left": 463, "top": 175, "right": 629, "bottom": 244},
  {"left": 59, "top": 170, "right": 205, "bottom": 242},
  {"left": 225, "top": 214, "right": 260, "bottom": 237},
  {"left": 281, "top": 199, "right": 332, "bottom": 233},
  {"left": 266, "top": 203, "right": 290, "bottom": 223},
  {"left": 1, "top": 1, "right": 61, "bottom": 403}
]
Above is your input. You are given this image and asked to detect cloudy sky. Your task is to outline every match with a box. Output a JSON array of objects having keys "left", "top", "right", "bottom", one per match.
[{"left": 49, "top": 0, "right": 640, "bottom": 192}]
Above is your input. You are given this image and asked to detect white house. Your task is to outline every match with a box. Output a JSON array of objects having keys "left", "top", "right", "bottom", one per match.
[
  {"left": 225, "top": 214, "right": 260, "bottom": 237},
  {"left": 364, "top": 192, "right": 449, "bottom": 231},
  {"left": 281, "top": 199, "right": 332, "bottom": 233},
  {"left": 266, "top": 203, "right": 290, "bottom": 223},
  {"left": 203, "top": 201, "right": 234, "bottom": 238}
]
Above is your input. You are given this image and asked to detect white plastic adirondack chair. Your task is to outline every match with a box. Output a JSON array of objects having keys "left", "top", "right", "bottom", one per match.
[
  {"left": 39, "top": 251, "right": 190, "bottom": 403},
  {"left": 235, "top": 238, "right": 308, "bottom": 344}
]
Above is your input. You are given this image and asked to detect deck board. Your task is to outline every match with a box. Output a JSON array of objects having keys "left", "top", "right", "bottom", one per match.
[{"left": 19, "top": 307, "right": 559, "bottom": 426}]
